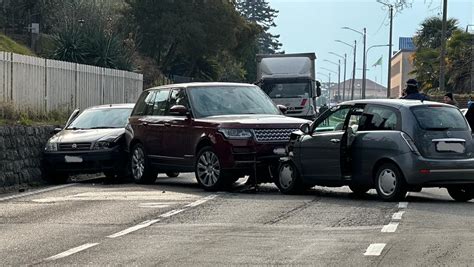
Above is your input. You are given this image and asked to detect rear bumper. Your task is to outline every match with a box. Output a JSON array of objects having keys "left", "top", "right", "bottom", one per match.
[
  {"left": 42, "top": 147, "right": 127, "bottom": 173},
  {"left": 399, "top": 153, "right": 474, "bottom": 186}
]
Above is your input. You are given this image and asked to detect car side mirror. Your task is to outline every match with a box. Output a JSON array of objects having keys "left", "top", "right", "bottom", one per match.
[
  {"left": 277, "top": 105, "right": 288, "bottom": 114},
  {"left": 315, "top": 80, "right": 322, "bottom": 97},
  {"left": 169, "top": 105, "right": 190, "bottom": 117},
  {"left": 299, "top": 123, "right": 311, "bottom": 135}
]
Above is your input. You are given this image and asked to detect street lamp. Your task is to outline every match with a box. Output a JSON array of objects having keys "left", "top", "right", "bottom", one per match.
[
  {"left": 336, "top": 39, "right": 357, "bottom": 100},
  {"left": 377, "top": 0, "right": 394, "bottom": 98},
  {"left": 342, "top": 26, "right": 367, "bottom": 99},
  {"left": 324, "top": 59, "right": 341, "bottom": 102},
  {"left": 329, "top": 52, "right": 347, "bottom": 101}
]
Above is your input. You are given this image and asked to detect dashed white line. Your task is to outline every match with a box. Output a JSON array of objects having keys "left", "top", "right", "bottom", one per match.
[
  {"left": 45, "top": 243, "right": 99, "bottom": 261},
  {"left": 381, "top": 222, "right": 399, "bottom": 233},
  {"left": 392, "top": 211, "right": 405, "bottom": 221},
  {"left": 159, "top": 209, "right": 186, "bottom": 218},
  {"left": 364, "top": 243, "right": 386, "bottom": 256},
  {"left": 108, "top": 219, "right": 160, "bottom": 238},
  {"left": 0, "top": 184, "right": 74, "bottom": 202},
  {"left": 184, "top": 194, "right": 218, "bottom": 208},
  {"left": 398, "top": 202, "right": 409, "bottom": 209}
]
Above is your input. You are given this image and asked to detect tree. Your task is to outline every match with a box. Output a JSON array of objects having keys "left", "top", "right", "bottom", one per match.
[
  {"left": 236, "top": 0, "right": 282, "bottom": 54},
  {"left": 446, "top": 31, "right": 474, "bottom": 93}
]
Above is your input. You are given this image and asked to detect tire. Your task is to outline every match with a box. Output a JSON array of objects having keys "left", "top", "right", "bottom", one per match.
[
  {"left": 130, "top": 143, "right": 158, "bottom": 184},
  {"left": 275, "top": 161, "right": 306, "bottom": 194},
  {"left": 375, "top": 163, "right": 407, "bottom": 202},
  {"left": 349, "top": 184, "right": 370, "bottom": 196},
  {"left": 166, "top": 172, "right": 180, "bottom": 178},
  {"left": 195, "top": 147, "right": 231, "bottom": 191},
  {"left": 447, "top": 186, "right": 474, "bottom": 202},
  {"left": 42, "top": 169, "right": 68, "bottom": 184}
]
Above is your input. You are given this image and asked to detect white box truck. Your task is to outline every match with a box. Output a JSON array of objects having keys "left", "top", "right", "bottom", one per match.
[{"left": 257, "top": 53, "right": 321, "bottom": 120}]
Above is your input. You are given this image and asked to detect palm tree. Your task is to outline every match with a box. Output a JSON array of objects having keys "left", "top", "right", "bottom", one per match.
[{"left": 414, "top": 17, "right": 459, "bottom": 49}]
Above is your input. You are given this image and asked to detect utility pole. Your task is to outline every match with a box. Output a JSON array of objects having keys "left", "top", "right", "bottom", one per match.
[
  {"left": 362, "top": 28, "right": 367, "bottom": 99},
  {"left": 439, "top": 0, "right": 448, "bottom": 92},
  {"left": 387, "top": 5, "right": 393, "bottom": 98},
  {"left": 343, "top": 54, "right": 347, "bottom": 101},
  {"left": 352, "top": 40, "right": 357, "bottom": 100}
]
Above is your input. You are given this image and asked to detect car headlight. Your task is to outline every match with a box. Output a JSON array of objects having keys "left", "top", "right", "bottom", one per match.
[
  {"left": 92, "top": 141, "right": 112, "bottom": 150},
  {"left": 219, "top": 129, "right": 253, "bottom": 139},
  {"left": 44, "top": 141, "right": 58, "bottom": 151}
]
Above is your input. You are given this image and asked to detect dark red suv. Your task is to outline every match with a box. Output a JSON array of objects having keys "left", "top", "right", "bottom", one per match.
[{"left": 126, "top": 82, "right": 309, "bottom": 190}]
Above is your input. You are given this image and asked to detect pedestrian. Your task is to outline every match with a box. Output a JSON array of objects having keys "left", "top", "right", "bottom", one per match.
[
  {"left": 401, "top": 79, "right": 429, "bottom": 101},
  {"left": 319, "top": 103, "right": 328, "bottom": 116},
  {"left": 465, "top": 104, "right": 474, "bottom": 132},
  {"left": 443, "top": 92, "right": 458, "bottom": 107}
]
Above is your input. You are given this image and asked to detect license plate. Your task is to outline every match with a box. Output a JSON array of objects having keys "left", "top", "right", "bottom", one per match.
[
  {"left": 436, "top": 142, "right": 465, "bottom": 153},
  {"left": 273, "top": 147, "right": 286, "bottom": 155},
  {"left": 65, "top": 156, "right": 83, "bottom": 163}
]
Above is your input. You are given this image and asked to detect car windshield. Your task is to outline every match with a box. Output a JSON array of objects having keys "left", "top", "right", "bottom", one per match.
[
  {"left": 262, "top": 82, "right": 310, "bottom": 99},
  {"left": 411, "top": 106, "right": 468, "bottom": 131},
  {"left": 188, "top": 86, "right": 280, "bottom": 118},
  {"left": 67, "top": 108, "right": 132, "bottom": 129}
]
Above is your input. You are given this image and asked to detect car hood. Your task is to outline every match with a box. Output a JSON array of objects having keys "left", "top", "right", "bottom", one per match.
[
  {"left": 200, "top": 115, "right": 310, "bottom": 128},
  {"left": 50, "top": 128, "right": 125, "bottom": 143}
]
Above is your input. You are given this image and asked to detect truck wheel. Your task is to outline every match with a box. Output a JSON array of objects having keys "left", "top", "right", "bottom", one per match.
[
  {"left": 375, "top": 163, "right": 407, "bottom": 202},
  {"left": 447, "top": 186, "right": 474, "bottom": 202},
  {"left": 275, "top": 161, "right": 306, "bottom": 194},
  {"left": 130, "top": 143, "right": 157, "bottom": 184},
  {"left": 195, "top": 147, "right": 231, "bottom": 191}
]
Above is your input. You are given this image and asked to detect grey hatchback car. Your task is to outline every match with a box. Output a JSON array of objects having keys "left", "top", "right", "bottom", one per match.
[{"left": 277, "top": 99, "right": 474, "bottom": 202}]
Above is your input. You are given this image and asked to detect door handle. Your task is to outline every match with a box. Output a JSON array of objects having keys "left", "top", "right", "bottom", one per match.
[{"left": 330, "top": 139, "right": 340, "bottom": 143}]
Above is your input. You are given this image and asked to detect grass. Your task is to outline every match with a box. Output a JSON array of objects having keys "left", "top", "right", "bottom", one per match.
[
  {"left": 0, "top": 34, "right": 35, "bottom": 56},
  {"left": 0, "top": 102, "right": 68, "bottom": 126}
]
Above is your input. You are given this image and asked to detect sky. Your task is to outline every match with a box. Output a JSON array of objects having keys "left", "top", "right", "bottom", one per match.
[{"left": 267, "top": 0, "right": 474, "bottom": 87}]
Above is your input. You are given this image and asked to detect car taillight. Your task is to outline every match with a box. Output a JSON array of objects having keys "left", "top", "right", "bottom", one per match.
[
  {"left": 419, "top": 169, "right": 430, "bottom": 174},
  {"left": 401, "top": 132, "right": 421, "bottom": 156},
  {"left": 300, "top": 99, "right": 307, "bottom": 106}
]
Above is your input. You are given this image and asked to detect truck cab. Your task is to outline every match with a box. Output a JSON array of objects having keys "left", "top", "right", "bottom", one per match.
[{"left": 257, "top": 53, "right": 321, "bottom": 120}]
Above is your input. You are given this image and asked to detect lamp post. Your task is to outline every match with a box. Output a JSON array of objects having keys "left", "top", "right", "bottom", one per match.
[
  {"left": 329, "top": 52, "right": 347, "bottom": 101},
  {"left": 321, "top": 67, "right": 338, "bottom": 102},
  {"left": 336, "top": 40, "right": 357, "bottom": 100},
  {"left": 342, "top": 27, "right": 367, "bottom": 99},
  {"left": 324, "top": 59, "right": 341, "bottom": 102},
  {"left": 377, "top": 0, "right": 394, "bottom": 98}
]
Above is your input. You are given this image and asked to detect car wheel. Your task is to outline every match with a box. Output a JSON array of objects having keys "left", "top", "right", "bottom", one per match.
[
  {"left": 166, "top": 172, "right": 180, "bottom": 178},
  {"left": 130, "top": 143, "right": 157, "bottom": 184},
  {"left": 275, "top": 161, "right": 305, "bottom": 194},
  {"left": 195, "top": 147, "right": 231, "bottom": 191},
  {"left": 375, "top": 163, "right": 407, "bottom": 202},
  {"left": 349, "top": 184, "right": 370, "bottom": 196},
  {"left": 42, "top": 169, "right": 68, "bottom": 184},
  {"left": 447, "top": 186, "right": 474, "bottom": 202}
]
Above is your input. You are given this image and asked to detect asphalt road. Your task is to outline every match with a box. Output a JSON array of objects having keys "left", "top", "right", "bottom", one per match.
[{"left": 0, "top": 174, "right": 473, "bottom": 266}]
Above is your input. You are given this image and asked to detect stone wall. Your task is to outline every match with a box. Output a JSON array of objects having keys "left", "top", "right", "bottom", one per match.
[{"left": 0, "top": 126, "right": 55, "bottom": 192}]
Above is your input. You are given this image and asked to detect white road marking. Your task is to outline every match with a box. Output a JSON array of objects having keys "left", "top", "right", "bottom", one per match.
[
  {"left": 160, "top": 209, "right": 186, "bottom": 218},
  {"left": 45, "top": 243, "right": 99, "bottom": 261},
  {"left": 398, "top": 202, "right": 409, "bottom": 208},
  {"left": 138, "top": 203, "right": 171, "bottom": 208},
  {"left": 108, "top": 219, "right": 160, "bottom": 238},
  {"left": 392, "top": 211, "right": 405, "bottom": 221},
  {"left": 364, "top": 243, "right": 386, "bottom": 256},
  {"left": 0, "top": 184, "right": 74, "bottom": 202},
  {"left": 381, "top": 222, "right": 399, "bottom": 233},
  {"left": 184, "top": 194, "right": 218, "bottom": 207}
]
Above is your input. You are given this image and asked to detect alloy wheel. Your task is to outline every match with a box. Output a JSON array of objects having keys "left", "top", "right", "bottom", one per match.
[
  {"left": 197, "top": 151, "right": 221, "bottom": 187},
  {"left": 132, "top": 146, "right": 145, "bottom": 180},
  {"left": 279, "top": 163, "right": 294, "bottom": 190}
]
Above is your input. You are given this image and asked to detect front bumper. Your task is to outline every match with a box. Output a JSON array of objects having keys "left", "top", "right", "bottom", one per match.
[
  {"left": 42, "top": 146, "right": 127, "bottom": 174},
  {"left": 398, "top": 153, "right": 474, "bottom": 186}
]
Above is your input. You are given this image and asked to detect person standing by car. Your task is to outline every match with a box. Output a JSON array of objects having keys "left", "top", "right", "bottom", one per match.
[
  {"left": 465, "top": 104, "right": 474, "bottom": 132},
  {"left": 318, "top": 103, "right": 329, "bottom": 116},
  {"left": 443, "top": 92, "right": 458, "bottom": 107},
  {"left": 401, "top": 79, "right": 429, "bottom": 101}
]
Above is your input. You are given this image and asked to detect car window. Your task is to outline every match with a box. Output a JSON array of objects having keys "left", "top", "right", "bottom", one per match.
[
  {"left": 359, "top": 105, "right": 399, "bottom": 131},
  {"left": 132, "top": 91, "right": 155, "bottom": 116},
  {"left": 314, "top": 106, "right": 351, "bottom": 132},
  {"left": 151, "top": 89, "right": 171, "bottom": 116},
  {"left": 67, "top": 108, "right": 133, "bottom": 129},
  {"left": 411, "top": 106, "right": 468, "bottom": 131},
  {"left": 166, "top": 88, "right": 189, "bottom": 115}
]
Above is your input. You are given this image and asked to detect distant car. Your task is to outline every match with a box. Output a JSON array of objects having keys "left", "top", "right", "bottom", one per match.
[
  {"left": 42, "top": 104, "right": 134, "bottom": 183},
  {"left": 126, "top": 82, "right": 309, "bottom": 190},
  {"left": 277, "top": 99, "right": 474, "bottom": 202}
]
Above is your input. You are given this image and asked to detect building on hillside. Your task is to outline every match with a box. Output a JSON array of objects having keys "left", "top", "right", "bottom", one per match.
[
  {"left": 390, "top": 37, "right": 416, "bottom": 98},
  {"left": 329, "top": 78, "right": 386, "bottom": 101}
]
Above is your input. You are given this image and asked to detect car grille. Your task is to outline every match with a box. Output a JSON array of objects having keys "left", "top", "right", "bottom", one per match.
[
  {"left": 58, "top": 142, "right": 92, "bottom": 151},
  {"left": 253, "top": 128, "right": 298, "bottom": 143}
]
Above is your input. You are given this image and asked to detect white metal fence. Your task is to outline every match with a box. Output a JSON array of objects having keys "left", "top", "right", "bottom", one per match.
[{"left": 0, "top": 51, "right": 143, "bottom": 113}]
